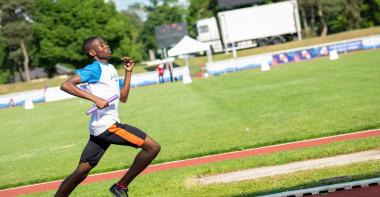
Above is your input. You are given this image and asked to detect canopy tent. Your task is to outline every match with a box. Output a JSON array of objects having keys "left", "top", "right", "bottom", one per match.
[{"left": 168, "top": 35, "right": 213, "bottom": 66}]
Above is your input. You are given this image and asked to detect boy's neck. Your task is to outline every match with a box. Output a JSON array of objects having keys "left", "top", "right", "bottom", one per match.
[{"left": 94, "top": 57, "right": 109, "bottom": 64}]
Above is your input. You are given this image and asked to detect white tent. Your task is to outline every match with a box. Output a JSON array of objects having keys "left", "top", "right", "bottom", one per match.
[{"left": 168, "top": 36, "right": 213, "bottom": 66}]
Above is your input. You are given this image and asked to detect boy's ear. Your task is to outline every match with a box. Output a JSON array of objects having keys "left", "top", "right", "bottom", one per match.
[{"left": 88, "top": 50, "right": 96, "bottom": 57}]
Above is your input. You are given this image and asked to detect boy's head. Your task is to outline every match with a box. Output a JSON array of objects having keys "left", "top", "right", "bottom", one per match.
[{"left": 82, "top": 36, "right": 111, "bottom": 59}]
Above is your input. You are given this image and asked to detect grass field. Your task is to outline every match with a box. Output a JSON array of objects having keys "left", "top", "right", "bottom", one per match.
[
  {"left": 1, "top": 26, "right": 379, "bottom": 95},
  {"left": 24, "top": 137, "right": 380, "bottom": 196},
  {"left": 1, "top": 49, "right": 380, "bottom": 194}
]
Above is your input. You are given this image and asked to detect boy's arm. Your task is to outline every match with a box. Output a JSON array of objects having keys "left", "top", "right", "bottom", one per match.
[
  {"left": 119, "top": 57, "right": 134, "bottom": 103},
  {"left": 60, "top": 75, "right": 109, "bottom": 109}
]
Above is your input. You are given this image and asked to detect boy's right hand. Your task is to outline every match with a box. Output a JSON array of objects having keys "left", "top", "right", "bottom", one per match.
[
  {"left": 94, "top": 98, "right": 109, "bottom": 109},
  {"left": 121, "top": 56, "right": 134, "bottom": 72}
]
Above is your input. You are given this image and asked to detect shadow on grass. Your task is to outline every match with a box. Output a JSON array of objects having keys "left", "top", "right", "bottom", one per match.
[{"left": 229, "top": 173, "right": 380, "bottom": 197}]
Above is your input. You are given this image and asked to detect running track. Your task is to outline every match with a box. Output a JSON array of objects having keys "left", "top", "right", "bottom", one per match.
[
  {"left": 2, "top": 129, "right": 380, "bottom": 197},
  {"left": 324, "top": 185, "right": 380, "bottom": 197}
]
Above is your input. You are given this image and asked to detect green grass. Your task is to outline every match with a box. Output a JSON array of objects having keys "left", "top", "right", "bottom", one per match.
[
  {"left": 22, "top": 136, "right": 380, "bottom": 196},
  {"left": 1, "top": 26, "right": 379, "bottom": 94},
  {"left": 1, "top": 49, "right": 380, "bottom": 190}
]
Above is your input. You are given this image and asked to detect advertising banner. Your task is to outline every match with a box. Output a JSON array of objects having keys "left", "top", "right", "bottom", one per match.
[
  {"left": 207, "top": 55, "right": 272, "bottom": 75},
  {"left": 362, "top": 35, "right": 380, "bottom": 49},
  {"left": 328, "top": 40, "right": 363, "bottom": 53}
]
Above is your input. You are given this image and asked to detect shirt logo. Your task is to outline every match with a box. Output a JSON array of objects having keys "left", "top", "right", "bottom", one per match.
[{"left": 111, "top": 73, "right": 118, "bottom": 81}]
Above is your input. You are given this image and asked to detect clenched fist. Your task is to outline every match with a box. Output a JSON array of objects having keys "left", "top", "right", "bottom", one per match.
[{"left": 121, "top": 56, "right": 134, "bottom": 72}]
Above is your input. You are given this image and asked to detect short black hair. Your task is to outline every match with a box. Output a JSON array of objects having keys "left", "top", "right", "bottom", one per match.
[{"left": 82, "top": 36, "right": 100, "bottom": 57}]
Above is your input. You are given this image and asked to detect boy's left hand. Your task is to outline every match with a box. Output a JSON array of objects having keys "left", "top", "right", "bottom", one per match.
[{"left": 121, "top": 56, "right": 134, "bottom": 72}]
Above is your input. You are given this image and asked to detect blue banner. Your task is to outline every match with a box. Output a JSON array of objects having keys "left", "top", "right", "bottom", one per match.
[{"left": 328, "top": 40, "right": 363, "bottom": 53}]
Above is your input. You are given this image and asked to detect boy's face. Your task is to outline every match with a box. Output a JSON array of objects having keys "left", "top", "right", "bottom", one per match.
[{"left": 89, "top": 38, "right": 111, "bottom": 59}]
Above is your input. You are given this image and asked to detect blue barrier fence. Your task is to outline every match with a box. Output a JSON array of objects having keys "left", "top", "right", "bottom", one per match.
[{"left": 208, "top": 34, "right": 380, "bottom": 73}]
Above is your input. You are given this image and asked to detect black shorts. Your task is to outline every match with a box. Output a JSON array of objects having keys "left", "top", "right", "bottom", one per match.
[{"left": 79, "top": 122, "right": 147, "bottom": 166}]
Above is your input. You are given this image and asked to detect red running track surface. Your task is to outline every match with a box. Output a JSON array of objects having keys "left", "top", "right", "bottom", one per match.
[{"left": 317, "top": 185, "right": 380, "bottom": 196}]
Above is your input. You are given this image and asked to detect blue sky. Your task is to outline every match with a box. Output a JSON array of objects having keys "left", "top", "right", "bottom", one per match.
[
  {"left": 113, "top": 0, "right": 188, "bottom": 11},
  {"left": 113, "top": 0, "right": 149, "bottom": 11}
]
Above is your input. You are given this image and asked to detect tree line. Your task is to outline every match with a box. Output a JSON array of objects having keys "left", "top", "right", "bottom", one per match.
[{"left": 0, "top": 0, "right": 379, "bottom": 84}]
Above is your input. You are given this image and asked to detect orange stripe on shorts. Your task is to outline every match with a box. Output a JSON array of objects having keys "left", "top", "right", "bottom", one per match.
[{"left": 108, "top": 124, "right": 145, "bottom": 146}]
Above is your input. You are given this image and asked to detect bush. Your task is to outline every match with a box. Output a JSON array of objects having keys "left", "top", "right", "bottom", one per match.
[{"left": 0, "top": 70, "right": 10, "bottom": 84}]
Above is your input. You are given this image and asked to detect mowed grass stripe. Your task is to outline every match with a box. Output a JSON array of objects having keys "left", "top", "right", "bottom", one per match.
[
  {"left": 21, "top": 135, "right": 380, "bottom": 196},
  {"left": 0, "top": 49, "right": 379, "bottom": 188}
]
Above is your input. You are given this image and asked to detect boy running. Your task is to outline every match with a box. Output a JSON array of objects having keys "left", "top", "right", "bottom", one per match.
[{"left": 55, "top": 36, "right": 161, "bottom": 197}]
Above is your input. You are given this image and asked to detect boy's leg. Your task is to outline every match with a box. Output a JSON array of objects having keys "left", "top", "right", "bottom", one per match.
[
  {"left": 55, "top": 136, "right": 110, "bottom": 197},
  {"left": 117, "top": 136, "right": 160, "bottom": 186},
  {"left": 55, "top": 162, "right": 94, "bottom": 197},
  {"left": 105, "top": 123, "right": 160, "bottom": 188}
]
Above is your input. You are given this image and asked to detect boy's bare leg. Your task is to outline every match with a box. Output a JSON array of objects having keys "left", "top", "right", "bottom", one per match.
[
  {"left": 55, "top": 162, "right": 94, "bottom": 197},
  {"left": 118, "top": 136, "right": 160, "bottom": 186}
]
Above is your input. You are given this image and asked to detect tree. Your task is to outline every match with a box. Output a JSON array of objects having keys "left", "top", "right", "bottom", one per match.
[
  {"left": 325, "top": 0, "right": 365, "bottom": 33},
  {"left": 187, "top": 0, "right": 217, "bottom": 38},
  {"left": 123, "top": 3, "right": 145, "bottom": 32},
  {"left": 0, "top": 35, "right": 9, "bottom": 84},
  {"left": 361, "top": 0, "right": 380, "bottom": 27},
  {"left": 0, "top": 0, "right": 33, "bottom": 82},
  {"left": 298, "top": 0, "right": 311, "bottom": 36},
  {"left": 139, "top": 0, "right": 186, "bottom": 58},
  {"left": 316, "top": 0, "right": 343, "bottom": 36},
  {"left": 298, "top": 0, "right": 343, "bottom": 37},
  {"left": 342, "top": 0, "right": 363, "bottom": 30},
  {"left": 33, "top": 0, "right": 144, "bottom": 76},
  {"left": 0, "top": 36, "right": 4, "bottom": 68}
]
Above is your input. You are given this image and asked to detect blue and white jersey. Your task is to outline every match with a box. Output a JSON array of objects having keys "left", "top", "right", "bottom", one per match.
[{"left": 76, "top": 61, "right": 122, "bottom": 136}]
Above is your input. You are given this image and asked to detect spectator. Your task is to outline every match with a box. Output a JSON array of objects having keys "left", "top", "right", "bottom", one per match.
[
  {"left": 44, "top": 84, "right": 49, "bottom": 92},
  {"left": 8, "top": 98, "right": 15, "bottom": 108},
  {"left": 157, "top": 63, "right": 165, "bottom": 84},
  {"left": 168, "top": 63, "right": 174, "bottom": 82},
  {"left": 44, "top": 84, "right": 49, "bottom": 97}
]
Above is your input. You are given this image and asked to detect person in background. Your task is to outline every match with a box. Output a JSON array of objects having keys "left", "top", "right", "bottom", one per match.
[
  {"left": 8, "top": 98, "right": 15, "bottom": 108},
  {"left": 157, "top": 63, "right": 164, "bottom": 84}
]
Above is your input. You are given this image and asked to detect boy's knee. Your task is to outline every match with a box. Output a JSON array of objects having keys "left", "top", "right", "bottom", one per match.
[
  {"left": 143, "top": 137, "right": 160, "bottom": 154},
  {"left": 147, "top": 141, "right": 160, "bottom": 155},
  {"left": 75, "top": 163, "right": 93, "bottom": 177},
  {"left": 152, "top": 143, "right": 161, "bottom": 154}
]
